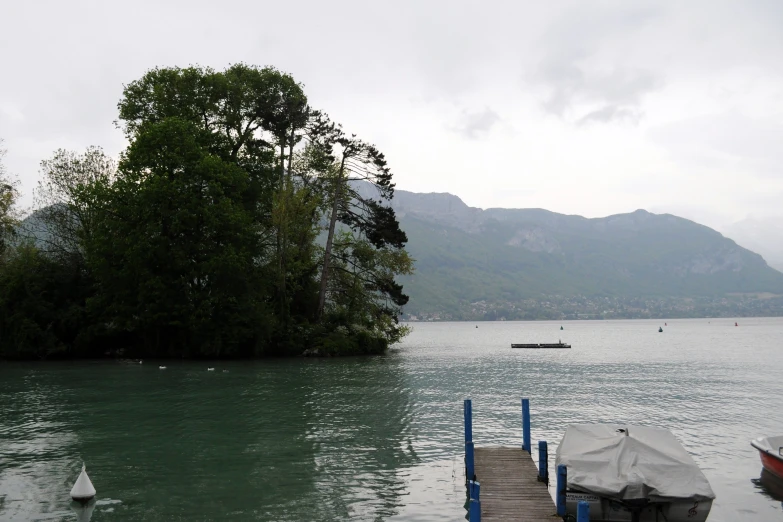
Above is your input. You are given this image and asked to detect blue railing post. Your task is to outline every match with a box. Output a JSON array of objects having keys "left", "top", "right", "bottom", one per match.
[
  {"left": 537, "top": 441, "right": 548, "bottom": 484},
  {"left": 466, "top": 441, "right": 475, "bottom": 482},
  {"left": 464, "top": 399, "right": 473, "bottom": 443},
  {"left": 469, "top": 480, "right": 480, "bottom": 501},
  {"left": 464, "top": 399, "right": 474, "bottom": 482},
  {"left": 577, "top": 500, "right": 589, "bottom": 522},
  {"left": 469, "top": 497, "right": 481, "bottom": 521},
  {"left": 556, "top": 464, "right": 567, "bottom": 517},
  {"left": 522, "top": 398, "right": 531, "bottom": 453}
]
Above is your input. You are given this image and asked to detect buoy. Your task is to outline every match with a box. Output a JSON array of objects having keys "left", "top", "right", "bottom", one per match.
[
  {"left": 159, "top": 366, "right": 166, "bottom": 369},
  {"left": 560, "top": 326, "right": 563, "bottom": 330},
  {"left": 70, "top": 463, "right": 96, "bottom": 502},
  {"left": 222, "top": 370, "right": 229, "bottom": 373},
  {"left": 207, "top": 368, "right": 215, "bottom": 371},
  {"left": 139, "top": 360, "right": 143, "bottom": 364},
  {"left": 735, "top": 322, "right": 738, "bottom": 327}
]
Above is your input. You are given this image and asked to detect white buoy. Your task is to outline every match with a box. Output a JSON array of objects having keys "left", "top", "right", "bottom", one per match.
[
  {"left": 70, "top": 463, "right": 96, "bottom": 502},
  {"left": 159, "top": 366, "right": 166, "bottom": 369},
  {"left": 222, "top": 370, "right": 229, "bottom": 373},
  {"left": 207, "top": 367, "right": 215, "bottom": 371}
]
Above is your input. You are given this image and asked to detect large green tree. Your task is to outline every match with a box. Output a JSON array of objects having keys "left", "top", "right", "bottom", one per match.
[
  {"left": 2, "top": 64, "right": 412, "bottom": 359},
  {"left": 86, "top": 117, "right": 274, "bottom": 357}
]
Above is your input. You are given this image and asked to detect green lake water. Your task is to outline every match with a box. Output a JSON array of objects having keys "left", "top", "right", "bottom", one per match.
[{"left": 1, "top": 318, "right": 782, "bottom": 520}]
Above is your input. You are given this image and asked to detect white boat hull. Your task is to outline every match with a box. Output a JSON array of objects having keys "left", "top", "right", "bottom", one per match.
[{"left": 566, "top": 492, "right": 712, "bottom": 522}]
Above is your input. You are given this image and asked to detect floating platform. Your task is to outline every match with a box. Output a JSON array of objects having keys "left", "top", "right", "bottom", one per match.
[{"left": 511, "top": 342, "right": 571, "bottom": 349}]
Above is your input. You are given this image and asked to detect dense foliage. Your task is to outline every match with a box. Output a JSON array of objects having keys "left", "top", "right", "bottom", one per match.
[{"left": 0, "top": 65, "right": 412, "bottom": 359}]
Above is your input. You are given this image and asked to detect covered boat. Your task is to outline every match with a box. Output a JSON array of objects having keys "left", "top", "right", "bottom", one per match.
[
  {"left": 556, "top": 424, "right": 715, "bottom": 522},
  {"left": 751, "top": 435, "right": 783, "bottom": 480}
]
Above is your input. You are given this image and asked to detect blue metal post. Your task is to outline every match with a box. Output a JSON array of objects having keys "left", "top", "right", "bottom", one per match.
[
  {"left": 538, "top": 441, "right": 548, "bottom": 484},
  {"left": 556, "top": 464, "right": 567, "bottom": 517},
  {"left": 469, "top": 480, "right": 480, "bottom": 501},
  {"left": 469, "top": 498, "right": 481, "bottom": 521},
  {"left": 522, "top": 398, "right": 531, "bottom": 453},
  {"left": 577, "top": 500, "right": 590, "bottom": 522},
  {"left": 466, "top": 441, "right": 475, "bottom": 482},
  {"left": 464, "top": 399, "right": 473, "bottom": 443},
  {"left": 464, "top": 399, "right": 474, "bottom": 482}
]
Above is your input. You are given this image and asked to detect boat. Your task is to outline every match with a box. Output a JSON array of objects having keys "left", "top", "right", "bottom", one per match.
[
  {"left": 556, "top": 424, "right": 715, "bottom": 522},
  {"left": 511, "top": 342, "right": 570, "bottom": 349},
  {"left": 751, "top": 435, "right": 783, "bottom": 480}
]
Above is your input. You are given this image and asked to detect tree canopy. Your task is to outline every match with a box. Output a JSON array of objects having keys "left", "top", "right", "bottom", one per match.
[{"left": 0, "top": 65, "right": 412, "bottom": 360}]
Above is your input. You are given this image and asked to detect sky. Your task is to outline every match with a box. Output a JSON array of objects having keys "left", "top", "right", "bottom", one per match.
[{"left": 1, "top": 0, "right": 782, "bottom": 232}]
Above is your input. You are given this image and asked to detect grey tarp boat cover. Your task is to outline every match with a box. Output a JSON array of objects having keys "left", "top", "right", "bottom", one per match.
[{"left": 556, "top": 424, "right": 715, "bottom": 502}]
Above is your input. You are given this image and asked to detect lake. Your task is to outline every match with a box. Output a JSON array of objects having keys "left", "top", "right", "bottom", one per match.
[{"left": 1, "top": 318, "right": 782, "bottom": 521}]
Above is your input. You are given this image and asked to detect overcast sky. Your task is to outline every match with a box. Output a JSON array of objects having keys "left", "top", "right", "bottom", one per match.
[{"left": 1, "top": 0, "right": 781, "bottom": 230}]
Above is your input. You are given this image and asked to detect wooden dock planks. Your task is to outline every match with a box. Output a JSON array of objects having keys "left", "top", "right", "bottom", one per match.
[{"left": 474, "top": 446, "right": 556, "bottom": 522}]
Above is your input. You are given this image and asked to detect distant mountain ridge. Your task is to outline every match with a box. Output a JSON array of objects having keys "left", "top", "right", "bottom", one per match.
[
  {"left": 383, "top": 188, "right": 783, "bottom": 318},
  {"left": 19, "top": 189, "right": 783, "bottom": 320}
]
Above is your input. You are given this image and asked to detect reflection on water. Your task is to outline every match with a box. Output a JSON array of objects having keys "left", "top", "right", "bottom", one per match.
[
  {"left": 70, "top": 500, "right": 95, "bottom": 522},
  {"left": 1, "top": 318, "right": 783, "bottom": 520},
  {"left": 752, "top": 469, "right": 783, "bottom": 503}
]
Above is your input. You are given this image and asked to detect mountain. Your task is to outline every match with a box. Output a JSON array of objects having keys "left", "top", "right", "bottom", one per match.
[
  {"left": 17, "top": 193, "right": 783, "bottom": 320},
  {"left": 720, "top": 217, "right": 783, "bottom": 273},
  {"left": 387, "top": 189, "right": 783, "bottom": 319}
]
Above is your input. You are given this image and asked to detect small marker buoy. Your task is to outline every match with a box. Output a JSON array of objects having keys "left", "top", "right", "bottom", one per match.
[
  {"left": 207, "top": 368, "right": 215, "bottom": 371},
  {"left": 159, "top": 366, "right": 166, "bottom": 369},
  {"left": 139, "top": 360, "right": 143, "bottom": 364},
  {"left": 222, "top": 370, "right": 229, "bottom": 373},
  {"left": 70, "top": 463, "right": 96, "bottom": 503}
]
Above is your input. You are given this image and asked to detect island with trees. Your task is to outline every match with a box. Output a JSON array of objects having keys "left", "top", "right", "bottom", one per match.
[{"left": 0, "top": 64, "right": 412, "bottom": 360}]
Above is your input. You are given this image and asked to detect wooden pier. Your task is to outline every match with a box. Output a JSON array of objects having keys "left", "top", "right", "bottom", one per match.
[
  {"left": 464, "top": 399, "right": 565, "bottom": 522},
  {"left": 474, "top": 446, "right": 555, "bottom": 521}
]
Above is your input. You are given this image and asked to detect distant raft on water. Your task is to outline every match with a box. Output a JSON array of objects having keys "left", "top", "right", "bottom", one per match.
[{"left": 511, "top": 342, "right": 570, "bottom": 349}]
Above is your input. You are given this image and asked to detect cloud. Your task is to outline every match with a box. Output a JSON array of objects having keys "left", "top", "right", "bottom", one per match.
[
  {"left": 648, "top": 111, "right": 783, "bottom": 178},
  {"left": 577, "top": 104, "right": 640, "bottom": 126},
  {"left": 451, "top": 107, "right": 501, "bottom": 139},
  {"left": 528, "top": 4, "right": 664, "bottom": 124}
]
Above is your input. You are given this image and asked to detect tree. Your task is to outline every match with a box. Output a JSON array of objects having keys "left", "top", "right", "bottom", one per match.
[
  {"left": 86, "top": 117, "right": 274, "bottom": 357},
  {"left": 0, "top": 244, "right": 94, "bottom": 359},
  {"left": 29, "top": 147, "right": 116, "bottom": 261},
  {"left": 0, "top": 140, "right": 20, "bottom": 260},
  {"left": 307, "top": 115, "right": 410, "bottom": 321},
  {"left": 0, "top": 65, "right": 412, "bottom": 359},
  {"left": 118, "top": 64, "right": 310, "bottom": 331}
]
